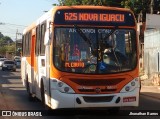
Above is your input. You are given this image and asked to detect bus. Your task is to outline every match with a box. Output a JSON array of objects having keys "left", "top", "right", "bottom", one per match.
[{"left": 21, "top": 6, "right": 140, "bottom": 111}]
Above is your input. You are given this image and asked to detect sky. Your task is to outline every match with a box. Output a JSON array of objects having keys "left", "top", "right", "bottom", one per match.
[{"left": 0, "top": 0, "right": 58, "bottom": 40}]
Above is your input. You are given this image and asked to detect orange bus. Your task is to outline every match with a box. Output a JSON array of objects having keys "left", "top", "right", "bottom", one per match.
[{"left": 21, "top": 6, "right": 140, "bottom": 111}]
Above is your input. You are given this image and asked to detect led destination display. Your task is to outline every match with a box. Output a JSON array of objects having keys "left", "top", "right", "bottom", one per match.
[
  {"left": 54, "top": 9, "right": 135, "bottom": 26},
  {"left": 64, "top": 13, "right": 125, "bottom": 22}
]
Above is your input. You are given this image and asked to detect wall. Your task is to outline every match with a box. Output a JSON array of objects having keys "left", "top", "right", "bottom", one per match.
[
  {"left": 144, "top": 29, "right": 160, "bottom": 85},
  {"left": 146, "top": 14, "right": 160, "bottom": 29}
]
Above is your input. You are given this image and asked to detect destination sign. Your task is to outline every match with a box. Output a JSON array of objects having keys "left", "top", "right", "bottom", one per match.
[
  {"left": 64, "top": 13, "right": 125, "bottom": 22},
  {"left": 54, "top": 9, "right": 135, "bottom": 26}
]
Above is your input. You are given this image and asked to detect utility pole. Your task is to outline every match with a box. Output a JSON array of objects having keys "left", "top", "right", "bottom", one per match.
[
  {"left": 15, "top": 29, "right": 18, "bottom": 56},
  {"left": 15, "top": 30, "right": 22, "bottom": 56},
  {"left": 150, "top": 0, "right": 154, "bottom": 14}
]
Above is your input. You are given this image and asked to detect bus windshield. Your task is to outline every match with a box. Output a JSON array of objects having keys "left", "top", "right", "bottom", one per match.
[{"left": 54, "top": 27, "right": 137, "bottom": 74}]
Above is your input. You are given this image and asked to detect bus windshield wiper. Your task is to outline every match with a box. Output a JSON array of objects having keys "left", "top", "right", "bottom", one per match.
[
  {"left": 74, "top": 25, "right": 92, "bottom": 46},
  {"left": 102, "top": 26, "right": 118, "bottom": 41},
  {"left": 74, "top": 25, "right": 97, "bottom": 56}
]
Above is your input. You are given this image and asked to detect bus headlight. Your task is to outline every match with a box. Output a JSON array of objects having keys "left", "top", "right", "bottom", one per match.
[
  {"left": 131, "top": 81, "right": 136, "bottom": 86},
  {"left": 120, "top": 77, "right": 140, "bottom": 93},
  {"left": 125, "top": 86, "right": 130, "bottom": 91},
  {"left": 58, "top": 82, "right": 63, "bottom": 87},
  {"left": 57, "top": 81, "right": 75, "bottom": 94}
]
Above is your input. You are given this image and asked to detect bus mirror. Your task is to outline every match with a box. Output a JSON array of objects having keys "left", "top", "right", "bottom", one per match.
[{"left": 44, "top": 30, "right": 51, "bottom": 45}]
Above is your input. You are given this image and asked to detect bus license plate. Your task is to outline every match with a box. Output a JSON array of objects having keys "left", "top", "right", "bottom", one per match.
[{"left": 123, "top": 96, "right": 136, "bottom": 102}]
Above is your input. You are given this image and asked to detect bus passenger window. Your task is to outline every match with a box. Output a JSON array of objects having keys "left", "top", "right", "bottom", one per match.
[{"left": 40, "top": 22, "right": 46, "bottom": 56}]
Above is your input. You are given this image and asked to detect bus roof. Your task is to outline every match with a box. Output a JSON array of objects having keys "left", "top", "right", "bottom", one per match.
[{"left": 51, "top": 5, "right": 132, "bottom": 12}]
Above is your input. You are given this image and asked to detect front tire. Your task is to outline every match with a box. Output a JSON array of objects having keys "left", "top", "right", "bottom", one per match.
[{"left": 26, "top": 77, "right": 35, "bottom": 101}]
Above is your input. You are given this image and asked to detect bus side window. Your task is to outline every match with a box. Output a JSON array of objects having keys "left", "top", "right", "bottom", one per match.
[
  {"left": 36, "top": 26, "right": 40, "bottom": 55},
  {"left": 28, "top": 32, "right": 31, "bottom": 56},
  {"left": 40, "top": 21, "right": 46, "bottom": 56}
]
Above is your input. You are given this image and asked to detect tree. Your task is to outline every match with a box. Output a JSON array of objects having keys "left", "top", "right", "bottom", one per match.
[
  {"left": 0, "top": 32, "right": 15, "bottom": 56},
  {"left": 154, "top": 0, "right": 160, "bottom": 14},
  {"left": 0, "top": 32, "right": 4, "bottom": 39},
  {"left": 0, "top": 36, "right": 13, "bottom": 45},
  {"left": 0, "top": 44, "right": 15, "bottom": 56},
  {"left": 121, "top": 0, "right": 160, "bottom": 22},
  {"left": 0, "top": 46, "right": 7, "bottom": 56},
  {"left": 58, "top": 0, "right": 123, "bottom": 6},
  {"left": 6, "top": 44, "right": 15, "bottom": 52}
]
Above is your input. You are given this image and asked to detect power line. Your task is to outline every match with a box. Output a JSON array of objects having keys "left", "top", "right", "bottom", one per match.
[
  {"left": 0, "top": 30, "right": 19, "bottom": 35},
  {"left": 5, "top": 23, "right": 26, "bottom": 27},
  {"left": 0, "top": 25, "right": 23, "bottom": 31},
  {"left": 0, "top": 22, "right": 24, "bottom": 40},
  {"left": 0, "top": 22, "right": 26, "bottom": 27}
]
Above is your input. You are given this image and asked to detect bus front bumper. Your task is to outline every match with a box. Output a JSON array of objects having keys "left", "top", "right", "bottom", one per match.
[{"left": 50, "top": 88, "right": 139, "bottom": 109}]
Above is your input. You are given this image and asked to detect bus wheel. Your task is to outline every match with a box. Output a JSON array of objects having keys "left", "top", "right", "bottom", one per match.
[
  {"left": 26, "top": 78, "right": 35, "bottom": 101},
  {"left": 41, "top": 81, "right": 51, "bottom": 110}
]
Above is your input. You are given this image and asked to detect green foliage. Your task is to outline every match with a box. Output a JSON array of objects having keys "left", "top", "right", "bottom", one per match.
[
  {"left": 0, "top": 33, "right": 15, "bottom": 55},
  {"left": 121, "top": 0, "right": 150, "bottom": 13},
  {"left": 0, "top": 44, "right": 15, "bottom": 55},
  {"left": 0, "top": 32, "right": 4, "bottom": 39},
  {"left": 121, "top": 0, "right": 152, "bottom": 21},
  {"left": 58, "top": 0, "right": 122, "bottom": 6},
  {"left": 122, "top": 0, "right": 160, "bottom": 14},
  {"left": 0, "top": 36, "right": 13, "bottom": 45},
  {"left": 6, "top": 44, "right": 15, "bottom": 52},
  {"left": 0, "top": 46, "right": 7, "bottom": 55}
]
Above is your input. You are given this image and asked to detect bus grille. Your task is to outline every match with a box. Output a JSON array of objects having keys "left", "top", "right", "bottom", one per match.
[
  {"left": 83, "top": 96, "right": 114, "bottom": 103},
  {"left": 70, "top": 78, "right": 124, "bottom": 86},
  {"left": 78, "top": 89, "right": 117, "bottom": 92}
]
